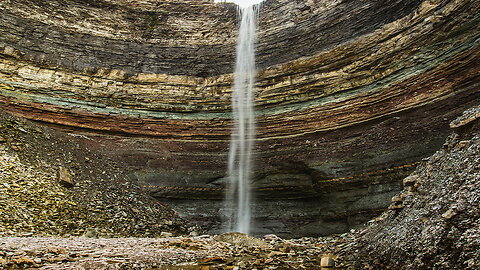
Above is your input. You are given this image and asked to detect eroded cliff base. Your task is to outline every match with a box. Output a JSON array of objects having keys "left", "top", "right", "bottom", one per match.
[{"left": 0, "top": 105, "right": 479, "bottom": 269}]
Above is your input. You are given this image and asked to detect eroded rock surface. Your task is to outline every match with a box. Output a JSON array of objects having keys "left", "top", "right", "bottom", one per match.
[{"left": 0, "top": 0, "right": 479, "bottom": 236}]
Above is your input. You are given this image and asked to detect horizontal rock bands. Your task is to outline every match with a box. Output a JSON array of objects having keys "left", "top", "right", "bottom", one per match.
[
  {"left": 256, "top": 0, "right": 423, "bottom": 69},
  {"left": 1, "top": 0, "right": 478, "bottom": 117},
  {"left": 1, "top": 42, "right": 478, "bottom": 139}
]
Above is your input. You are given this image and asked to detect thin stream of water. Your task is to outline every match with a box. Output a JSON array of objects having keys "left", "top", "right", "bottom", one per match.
[{"left": 224, "top": 5, "right": 259, "bottom": 234}]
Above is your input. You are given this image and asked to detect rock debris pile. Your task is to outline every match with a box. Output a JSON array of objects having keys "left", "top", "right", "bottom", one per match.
[
  {"left": 0, "top": 112, "right": 190, "bottom": 238},
  {"left": 352, "top": 105, "right": 480, "bottom": 269}
]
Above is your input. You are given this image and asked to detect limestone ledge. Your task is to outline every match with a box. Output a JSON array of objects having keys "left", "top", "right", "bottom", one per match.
[
  {"left": 256, "top": 0, "right": 423, "bottom": 69},
  {"left": 0, "top": 0, "right": 425, "bottom": 77},
  {"left": 450, "top": 104, "right": 480, "bottom": 131},
  {"left": 0, "top": 0, "right": 236, "bottom": 46},
  {"left": 0, "top": 0, "right": 478, "bottom": 181}
]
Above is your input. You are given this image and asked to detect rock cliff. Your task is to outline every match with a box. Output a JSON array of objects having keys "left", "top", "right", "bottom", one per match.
[{"left": 0, "top": 0, "right": 479, "bottom": 236}]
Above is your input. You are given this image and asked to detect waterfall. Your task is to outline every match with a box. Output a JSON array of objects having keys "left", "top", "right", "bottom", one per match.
[{"left": 225, "top": 4, "right": 259, "bottom": 234}]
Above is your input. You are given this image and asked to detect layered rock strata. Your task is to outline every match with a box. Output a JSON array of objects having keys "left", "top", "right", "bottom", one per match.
[{"left": 0, "top": 0, "right": 479, "bottom": 236}]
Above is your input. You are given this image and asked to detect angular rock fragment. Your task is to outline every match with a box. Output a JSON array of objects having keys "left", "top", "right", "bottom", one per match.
[
  {"left": 320, "top": 256, "right": 335, "bottom": 268},
  {"left": 57, "top": 166, "right": 74, "bottom": 188},
  {"left": 441, "top": 209, "right": 456, "bottom": 219},
  {"left": 160, "top": 232, "right": 173, "bottom": 238},
  {"left": 403, "top": 175, "right": 418, "bottom": 187}
]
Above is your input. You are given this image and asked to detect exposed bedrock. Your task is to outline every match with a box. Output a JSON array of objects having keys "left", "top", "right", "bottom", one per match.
[{"left": 0, "top": 0, "right": 479, "bottom": 236}]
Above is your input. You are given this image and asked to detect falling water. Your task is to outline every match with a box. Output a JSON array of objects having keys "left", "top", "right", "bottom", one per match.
[{"left": 225, "top": 4, "right": 259, "bottom": 234}]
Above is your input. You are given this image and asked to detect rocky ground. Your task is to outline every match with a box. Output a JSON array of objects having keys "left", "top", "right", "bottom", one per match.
[
  {"left": 0, "top": 112, "right": 191, "bottom": 238},
  {"left": 0, "top": 232, "right": 357, "bottom": 269},
  {"left": 350, "top": 104, "right": 480, "bottom": 269}
]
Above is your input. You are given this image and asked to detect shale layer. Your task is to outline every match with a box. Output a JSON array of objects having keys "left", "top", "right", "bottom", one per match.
[{"left": 1, "top": 0, "right": 479, "bottom": 236}]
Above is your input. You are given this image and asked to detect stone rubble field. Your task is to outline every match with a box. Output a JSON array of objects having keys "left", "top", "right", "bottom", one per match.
[{"left": 0, "top": 232, "right": 356, "bottom": 269}]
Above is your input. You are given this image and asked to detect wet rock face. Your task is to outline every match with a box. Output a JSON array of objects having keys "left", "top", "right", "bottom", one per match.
[{"left": 0, "top": 0, "right": 479, "bottom": 236}]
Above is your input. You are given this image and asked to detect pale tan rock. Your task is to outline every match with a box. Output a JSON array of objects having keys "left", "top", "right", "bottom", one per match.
[
  {"left": 442, "top": 209, "right": 456, "bottom": 219},
  {"left": 214, "top": 232, "right": 269, "bottom": 248},
  {"left": 57, "top": 166, "right": 74, "bottom": 188},
  {"left": 267, "top": 251, "right": 287, "bottom": 258},
  {"left": 320, "top": 256, "right": 335, "bottom": 268},
  {"left": 389, "top": 203, "right": 404, "bottom": 210},
  {"left": 13, "top": 256, "right": 35, "bottom": 265},
  {"left": 47, "top": 246, "right": 67, "bottom": 255},
  {"left": 403, "top": 175, "right": 419, "bottom": 187},
  {"left": 457, "top": 140, "right": 469, "bottom": 149},
  {"left": 160, "top": 232, "right": 173, "bottom": 237},
  {"left": 392, "top": 194, "right": 404, "bottom": 202}
]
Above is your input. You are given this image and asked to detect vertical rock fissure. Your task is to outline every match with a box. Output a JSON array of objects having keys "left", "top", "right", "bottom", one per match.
[{"left": 224, "top": 4, "right": 259, "bottom": 234}]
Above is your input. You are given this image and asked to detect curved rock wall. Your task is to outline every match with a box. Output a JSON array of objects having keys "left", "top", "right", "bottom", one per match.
[
  {"left": 0, "top": 0, "right": 237, "bottom": 77},
  {"left": 0, "top": 0, "right": 479, "bottom": 236},
  {"left": 257, "top": 0, "right": 423, "bottom": 69}
]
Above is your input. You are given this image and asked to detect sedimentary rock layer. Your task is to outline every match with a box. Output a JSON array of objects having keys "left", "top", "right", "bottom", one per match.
[{"left": 0, "top": 0, "right": 479, "bottom": 236}]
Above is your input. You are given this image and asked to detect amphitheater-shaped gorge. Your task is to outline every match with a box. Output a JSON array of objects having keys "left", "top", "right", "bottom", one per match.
[{"left": 1, "top": 0, "right": 479, "bottom": 237}]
